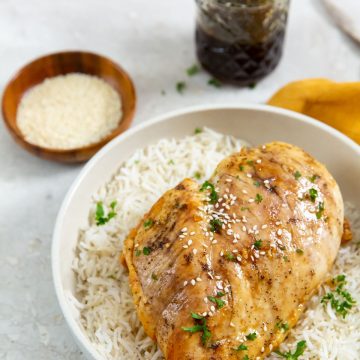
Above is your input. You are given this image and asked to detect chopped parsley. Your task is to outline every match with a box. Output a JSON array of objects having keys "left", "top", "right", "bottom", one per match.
[
  {"left": 316, "top": 202, "right": 325, "bottom": 219},
  {"left": 187, "top": 64, "right": 200, "bottom": 76},
  {"left": 255, "top": 193, "right": 263, "bottom": 204},
  {"left": 235, "top": 344, "right": 248, "bottom": 351},
  {"left": 208, "top": 78, "right": 221, "bottom": 88},
  {"left": 182, "top": 313, "right": 211, "bottom": 346},
  {"left": 274, "top": 340, "right": 307, "bottom": 359},
  {"left": 209, "top": 218, "right": 223, "bottom": 233},
  {"left": 207, "top": 294, "right": 226, "bottom": 309},
  {"left": 194, "top": 127, "right": 203, "bottom": 134},
  {"left": 276, "top": 321, "right": 289, "bottom": 332},
  {"left": 246, "top": 332, "right": 257, "bottom": 341},
  {"left": 294, "top": 171, "right": 302, "bottom": 180},
  {"left": 225, "top": 252, "right": 236, "bottom": 262},
  {"left": 253, "top": 181, "right": 261, "bottom": 187},
  {"left": 248, "top": 82, "right": 257, "bottom": 89},
  {"left": 309, "top": 174, "right": 319, "bottom": 183},
  {"left": 296, "top": 249, "right": 304, "bottom": 255},
  {"left": 321, "top": 275, "right": 356, "bottom": 318},
  {"left": 254, "top": 239, "right": 262, "bottom": 250},
  {"left": 151, "top": 273, "right": 158, "bottom": 281},
  {"left": 239, "top": 165, "right": 244, "bottom": 171},
  {"left": 143, "top": 247, "right": 151, "bottom": 255},
  {"left": 309, "top": 188, "right": 318, "bottom": 202},
  {"left": 135, "top": 249, "right": 141, "bottom": 257},
  {"left": 194, "top": 171, "right": 202, "bottom": 180},
  {"left": 243, "top": 356, "right": 250, "bottom": 360},
  {"left": 241, "top": 207, "right": 249, "bottom": 211},
  {"left": 176, "top": 81, "right": 186, "bottom": 94},
  {"left": 246, "top": 160, "right": 254, "bottom": 166},
  {"left": 95, "top": 201, "right": 117, "bottom": 226},
  {"left": 200, "top": 181, "right": 218, "bottom": 204},
  {"left": 144, "top": 219, "right": 154, "bottom": 229},
  {"left": 168, "top": 159, "right": 175, "bottom": 165}
]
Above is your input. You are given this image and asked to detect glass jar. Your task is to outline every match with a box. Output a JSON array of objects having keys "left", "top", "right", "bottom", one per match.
[{"left": 195, "top": 0, "right": 290, "bottom": 86}]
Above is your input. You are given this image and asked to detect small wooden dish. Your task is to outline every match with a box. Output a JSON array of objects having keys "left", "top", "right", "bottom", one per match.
[{"left": 1, "top": 51, "right": 136, "bottom": 163}]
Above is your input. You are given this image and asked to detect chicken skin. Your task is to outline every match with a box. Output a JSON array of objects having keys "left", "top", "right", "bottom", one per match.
[{"left": 123, "top": 142, "right": 344, "bottom": 360}]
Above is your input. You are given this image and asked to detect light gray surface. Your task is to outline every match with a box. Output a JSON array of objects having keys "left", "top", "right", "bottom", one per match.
[{"left": 0, "top": 1, "right": 359, "bottom": 359}]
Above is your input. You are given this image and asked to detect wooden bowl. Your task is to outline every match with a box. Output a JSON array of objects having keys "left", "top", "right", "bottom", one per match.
[{"left": 1, "top": 51, "right": 136, "bottom": 163}]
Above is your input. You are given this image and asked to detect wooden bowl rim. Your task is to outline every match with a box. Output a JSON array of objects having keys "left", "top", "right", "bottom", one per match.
[{"left": 1, "top": 50, "right": 136, "bottom": 162}]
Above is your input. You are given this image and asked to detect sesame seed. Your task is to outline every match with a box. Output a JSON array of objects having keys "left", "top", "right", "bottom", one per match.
[
  {"left": 165, "top": 243, "right": 170, "bottom": 248},
  {"left": 181, "top": 227, "right": 188, "bottom": 232},
  {"left": 208, "top": 311, "right": 214, "bottom": 317},
  {"left": 183, "top": 281, "right": 188, "bottom": 286},
  {"left": 263, "top": 323, "right": 268, "bottom": 331},
  {"left": 204, "top": 297, "right": 208, "bottom": 303},
  {"left": 242, "top": 226, "right": 247, "bottom": 232},
  {"left": 210, "top": 305, "right": 216, "bottom": 312},
  {"left": 183, "top": 245, "right": 188, "bottom": 249},
  {"left": 187, "top": 239, "right": 193, "bottom": 246},
  {"left": 248, "top": 198, "right": 255, "bottom": 203},
  {"left": 190, "top": 231, "right": 195, "bottom": 235},
  {"left": 260, "top": 251, "right": 266, "bottom": 255},
  {"left": 215, "top": 275, "right": 221, "bottom": 280},
  {"left": 277, "top": 229, "right": 283, "bottom": 236},
  {"left": 196, "top": 277, "right": 202, "bottom": 282},
  {"left": 307, "top": 236, "right": 313, "bottom": 241},
  {"left": 225, "top": 188, "right": 230, "bottom": 193},
  {"left": 237, "top": 256, "right": 242, "bottom": 262},
  {"left": 269, "top": 344, "right": 273, "bottom": 351},
  {"left": 254, "top": 252, "right": 259, "bottom": 259},
  {"left": 275, "top": 221, "right": 281, "bottom": 226},
  {"left": 191, "top": 279, "right": 196, "bottom": 286},
  {"left": 212, "top": 240, "right": 218, "bottom": 244},
  {"left": 232, "top": 249, "right": 238, "bottom": 253},
  {"left": 230, "top": 322, "right": 235, "bottom": 327},
  {"left": 225, "top": 205, "right": 231, "bottom": 210},
  {"left": 233, "top": 239, "right": 238, "bottom": 244},
  {"left": 207, "top": 272, "right": 214, "bottom": 279},
  {"left": 242, "top": 189, "right": 248, "bottom": 194},
  {"left": 202, "top": 312, "right": 208, "bottom": 317},
  {"left": 251, "top": 255, "right": 255, "bottom": 261},
  {"left": 261, "top": 347, "right": 265, "bottom": 353},
  {"left": 264, "top": 179, "right": 270, "bottom": 184},
  {"left": 261, "top": 224, "right": 268, "bottom": 229},
  {"left": 215, "top": 203, "right": 219, "bottom": 208},
  {"left": 179, "top": 235, "right": 185, "bottom": 239},
  {"left": 226, "top": 178, "right": 232, "bottom": 183},
  {"left": 203, "top": 244, "right": 208, "bottom": 248},
  {"left": 193, "top": 249, "right": 198, "bottom": 255},
  {"left": 256, "top": 159, "right": 262, "bottom": 164},
  {"left": 282, "top": 203, "right": 287, "bottom": 208},
  {"left": 217, "top": 283, "right": 224, "bottom": 290},
  {"left": 227, "top": 229, "right": 233, "bottom": 235},
  {"left": 134, "top": 243, "right": 139, "bottom": 248},
  {"left": 247, "top": 173, "right": 252, "bottom": 178}
]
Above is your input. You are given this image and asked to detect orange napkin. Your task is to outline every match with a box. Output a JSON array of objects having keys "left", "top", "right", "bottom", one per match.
[{"left": 267, "top": 79, "right": 360, "bottom": 144}]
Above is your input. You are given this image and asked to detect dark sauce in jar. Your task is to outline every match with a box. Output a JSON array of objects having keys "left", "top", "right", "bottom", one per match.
[
  {"left": 196, "top": 25, "right": 286, "bottom": 86},
  {"left": 195, "top": 0, "right": 289, "bottom": 86}
]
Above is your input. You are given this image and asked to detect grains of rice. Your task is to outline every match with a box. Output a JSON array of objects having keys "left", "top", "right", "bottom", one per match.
[{"left": 73, "top": 128, "right": 360, "bottom": 360}]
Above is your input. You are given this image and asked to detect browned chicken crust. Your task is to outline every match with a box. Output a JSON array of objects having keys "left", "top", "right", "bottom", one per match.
[{"left": 123, "top": 142, "right": 344, "bottom": 360}]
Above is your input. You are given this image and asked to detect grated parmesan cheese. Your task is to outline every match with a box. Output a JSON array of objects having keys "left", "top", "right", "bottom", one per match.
[{"left": 17, "top": 73, "right": 122, "bottom": 150}]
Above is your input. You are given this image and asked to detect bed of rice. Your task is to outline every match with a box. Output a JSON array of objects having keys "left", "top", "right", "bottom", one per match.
[{"left": 74, "top": 128, "right": 360, "bottom": 360}]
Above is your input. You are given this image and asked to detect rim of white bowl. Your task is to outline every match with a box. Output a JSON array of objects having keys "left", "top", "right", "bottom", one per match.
[{"left": 52, "top": 103, "right": 360, "bottom": 359}]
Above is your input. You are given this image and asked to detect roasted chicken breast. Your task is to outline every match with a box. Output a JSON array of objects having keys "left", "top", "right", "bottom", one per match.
[{"left": 123, "top": 142, "right": 344, "bottom": 359}]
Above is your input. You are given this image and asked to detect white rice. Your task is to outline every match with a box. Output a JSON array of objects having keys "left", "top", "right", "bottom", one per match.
[{"left": 74, "top": 128, "right": 360, "bottom": 360}]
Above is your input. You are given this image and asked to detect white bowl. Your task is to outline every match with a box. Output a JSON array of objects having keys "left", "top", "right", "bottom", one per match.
[{"left": 52, "top": 104, "right": 360, "bottom": 359}]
